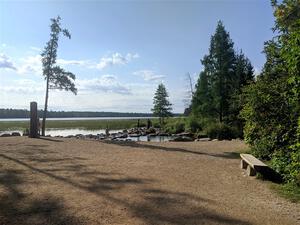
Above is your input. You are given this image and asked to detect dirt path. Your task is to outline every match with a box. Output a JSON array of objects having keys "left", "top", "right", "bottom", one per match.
[{"left": 0, "top": 137, "right": 299, "bottom": 225}]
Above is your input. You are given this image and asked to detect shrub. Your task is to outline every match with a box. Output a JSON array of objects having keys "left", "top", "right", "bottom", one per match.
[
  {"left": 205, "top": 123, "right": 238, "bottom": 140},
  {"left": 164, "top": 119, "right": 185, "bottom": 134},
  {"left": 185, "top": 117, "right": 202, "bottom": 133}
]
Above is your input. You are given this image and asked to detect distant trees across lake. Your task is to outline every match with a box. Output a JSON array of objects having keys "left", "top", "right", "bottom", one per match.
[{"left": 0, "top": 108, "right": 159, "bottom": 118}]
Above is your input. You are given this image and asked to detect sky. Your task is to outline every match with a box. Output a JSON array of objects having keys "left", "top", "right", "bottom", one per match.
[{"left": 0, "top": 0, "right": 275, "bottom": 113}]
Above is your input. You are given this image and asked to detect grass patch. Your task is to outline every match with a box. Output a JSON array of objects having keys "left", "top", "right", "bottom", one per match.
[
  {"left": 271, "top": 182, "right": 300, "bottom": 203},
  {"left": 0, "top": 118, "right": 161, "bottom": 131}
]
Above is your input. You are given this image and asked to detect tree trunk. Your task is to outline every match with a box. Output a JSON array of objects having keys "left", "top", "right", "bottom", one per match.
[{"left": 42, "top": 75, "right": 49, "bottom": 136}]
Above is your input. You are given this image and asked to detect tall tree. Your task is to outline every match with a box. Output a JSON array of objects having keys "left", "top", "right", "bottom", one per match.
[
  {"left": 152, "top": 83, "right": 172, "bottom": 126},
  {"left": 41, "top": 16, "right": 77, "bottom": 136},
  {"left": 209, "top": 21, "right": 236, "bottom": 122},
  {"left": 192, "top": 21, "right": 237, "bottom": 122},
  {"left": 229, "top": 51, "right": 254, "bottom": 132}
]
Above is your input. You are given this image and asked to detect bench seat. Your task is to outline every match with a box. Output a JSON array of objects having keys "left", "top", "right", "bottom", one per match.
[{"left": 240, "top": 153, "right": 268, "bottom": 176}]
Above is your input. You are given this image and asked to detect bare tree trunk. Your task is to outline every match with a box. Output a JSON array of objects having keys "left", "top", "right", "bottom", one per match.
[
  {"left": 42, "top": 75, "right": 49, "bottom": 136},
  {"left": 187, "top": 72, "right": 194, "bottom": 96}
]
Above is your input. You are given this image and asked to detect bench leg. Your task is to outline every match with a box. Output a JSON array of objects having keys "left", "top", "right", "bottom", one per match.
[
  {"left": 246, "top": 165, "right": 256, "bottom": 176},
  {"left": 240, "top": 159, "right": 247, "bottom": 169}
]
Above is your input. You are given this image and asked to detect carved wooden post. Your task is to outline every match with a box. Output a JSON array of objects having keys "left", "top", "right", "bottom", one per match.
[{"left": 29, "top": 102, "right": 39, "bottom": 138}]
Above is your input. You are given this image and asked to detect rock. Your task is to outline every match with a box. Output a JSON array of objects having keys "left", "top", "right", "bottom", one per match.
[
  {"left": 129, "top": 133, "right": 141, "bottom": 137},
  {"left": 212, "top": 139, "right": 218, "bottom": 141},
  {"left": 198, "top": 137, "right": 211, "bottom": 141},
  {"left": 11, "top": 132, "right": 21, "bottom": 136},
  {"left": 116, "top": 133, "right": 128, "bottom": 138},
  {"left": 0, "top": 133, "right": 11, "bottom": 137},
  {"left": 65, "top": 135, "right": 74, "bottom": 138},
  {"left": 145, "top": 128, "right": 156, "bottom": 134},
  {"left": 171, "top": 136, "right": 194, "bottom": 142},
  {"left": 177, "top": 132, "right": 194, "bottom": 137}
]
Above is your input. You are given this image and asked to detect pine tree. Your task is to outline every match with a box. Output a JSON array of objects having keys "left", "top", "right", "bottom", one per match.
[
  {"left": 209, "top": 21, "right": 236, "bottom": 122},
  {"left": 41, "top": 16, "right": 77, "bottom": 136},
  {"left": 191, "top": 21, "right": 254, "bottom": 132},
  {"left": 191, "top": 70, "right": 213, "bottom": 118},
  {"left": 192, "top": 21, "right": 237, "bottom": 122},
  {"left": 152, "top": 84, "right": 172, "bottom": 126}
]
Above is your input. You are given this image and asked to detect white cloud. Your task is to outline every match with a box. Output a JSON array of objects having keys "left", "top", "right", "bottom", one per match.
[
  {"left": 77, "top": 74, "right": 131, "bottom": 95},
  {"left": 18, "top": 54, "right": 42, "bottom": 75},
  {"left": 133, "top": 70, "right": 165, "bottom": 81},
  {"left": 96, "top": 52, "right": 139, "bottom": 70},
  {"left": 57, "top": 58, "right": 90, "bottom": 66},
  {"left": 0, "top": 79, "right": 44, "bottom": 94},
  {"left": 0, "top": 53, "right": 17, "bottom": 70}
]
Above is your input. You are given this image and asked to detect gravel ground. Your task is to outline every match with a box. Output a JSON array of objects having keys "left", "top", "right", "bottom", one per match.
[{"left": 0, "top": 137, "right": 299, "bottom": 225}]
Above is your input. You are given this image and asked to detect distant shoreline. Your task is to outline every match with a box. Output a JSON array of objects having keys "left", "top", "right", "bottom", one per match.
[{"left": 0, "top": 117, "right": 158, "bottom": 122}]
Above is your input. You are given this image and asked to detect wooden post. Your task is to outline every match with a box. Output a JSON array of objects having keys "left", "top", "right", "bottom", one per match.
[{"left": 29, "top": 102, "right": 39, "bottom": 138}]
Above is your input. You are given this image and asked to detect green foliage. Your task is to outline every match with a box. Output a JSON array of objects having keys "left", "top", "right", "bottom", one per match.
[
  {"left": 152, "top": 83, "right": 172, "bottom": 125},
  {"left": 241, "top": 0, "right": 300, "bottom": 185},
  {"left": 185, "top": 116, "right": 202, "bottom": 133},
  {"left": 191, "top": 21, "right": 254, "bottom": 137},
  {"left": 192, "top": 21, "right": 242, "bottom": 123},
  {"left": 41, "top": 16, "right": 77, "bottom": 94},
  {"left": 272, "top": 182, "right": 300, "bottom": 203},
  {"left": 205, "top": 123, "right": 238, "bottom": 140},
  {"left": 164, "top": 119, "right": 185, "bottom": 134}
]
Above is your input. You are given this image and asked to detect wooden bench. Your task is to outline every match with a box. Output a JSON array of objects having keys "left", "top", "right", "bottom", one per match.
[{"left": 240, "top": 154, "right": 268, "bottom": 176}]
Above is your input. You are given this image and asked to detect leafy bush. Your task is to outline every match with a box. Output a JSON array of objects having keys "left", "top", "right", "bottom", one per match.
[
  {"left": 164, "top": 119, "right": 185, "bottom": 134},
  {"left": 205, "top": 123, "right": 238, "bottom": 140},
  {"left": 185, "top": 117, "right": 202, "bottom": 133}
]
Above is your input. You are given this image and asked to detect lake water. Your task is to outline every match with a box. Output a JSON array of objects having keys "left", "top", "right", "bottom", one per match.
[
  {"left": 0, "top": 117, "right": 156, "bottom": 122},
  {"left": 0, "top": 117, "right": 174, "bottom": 142}
]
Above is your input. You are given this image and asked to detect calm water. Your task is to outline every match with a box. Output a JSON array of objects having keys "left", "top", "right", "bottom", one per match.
[{"left": 0, "top": 117, "right": 156, "bottom": 122}]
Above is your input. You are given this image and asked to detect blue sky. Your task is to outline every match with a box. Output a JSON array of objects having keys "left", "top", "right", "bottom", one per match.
[{"left": 0, "top": 0, "right": 275, "bottom": 113}]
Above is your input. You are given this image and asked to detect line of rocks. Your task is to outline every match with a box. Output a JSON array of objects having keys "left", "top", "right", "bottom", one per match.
[{"left": 0, "top": 128, "right": 231, "bottom": 142}]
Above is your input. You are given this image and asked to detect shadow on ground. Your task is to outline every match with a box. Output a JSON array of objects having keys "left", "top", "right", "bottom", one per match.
[
  {"left": 0, "top": 169, "right": 84, "bottom": 225},
  {"left": 0, "top": 141, "right": 252, "bottom": 225},
  {"left": 103, "top": 140, "right": 241, "bottom": 159}
]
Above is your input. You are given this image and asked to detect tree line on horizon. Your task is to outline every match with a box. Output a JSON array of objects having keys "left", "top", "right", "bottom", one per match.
[{"left": 0, "top": 108, "right": 156, "bottom": 118}]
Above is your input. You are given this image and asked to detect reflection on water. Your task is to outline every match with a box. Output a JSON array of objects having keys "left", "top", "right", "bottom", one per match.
[
  {"left": 45, "top": 128, "right": 123, "bottom": 137},
  {"left": 123, "top": 136, "right": 173, "bottom": 142}
]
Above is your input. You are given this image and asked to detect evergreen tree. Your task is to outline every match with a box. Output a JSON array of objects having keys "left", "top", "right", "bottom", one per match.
[
  {"left": 41, "top": 16, "right": 77, "bottom": 136},
  {"left": 192, "top": 21, "right": 238, "bottom": 123},
  {"left": 191, "top": 70, "right": 213, "bottom": 118},
  {"left": 209, "top": 21, "right": 236, "bottom": 122},
  {"left": 229, "top": 51, "right": 254, "bottom": 133},
  {"left": 235, "top": 51, "right": 254, "bottom": 89},
  {"left": 152, "top": 84, "right": 172, "bottom": 126}
]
